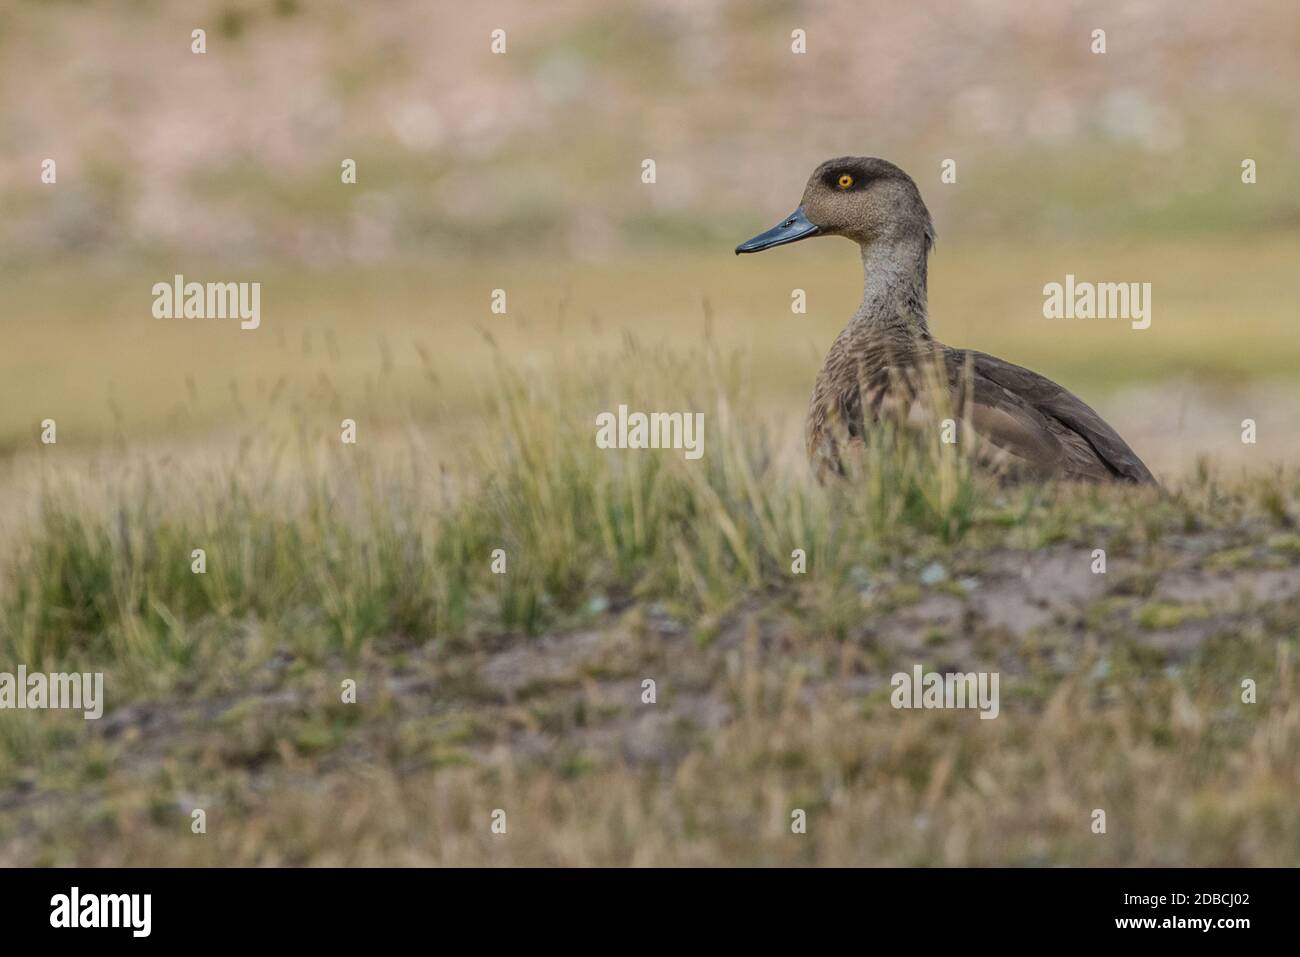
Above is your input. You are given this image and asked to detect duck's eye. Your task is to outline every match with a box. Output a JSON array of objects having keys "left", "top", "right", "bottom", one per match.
[{"left": 837, "top": 174, "right": 854, "bottom": 189}]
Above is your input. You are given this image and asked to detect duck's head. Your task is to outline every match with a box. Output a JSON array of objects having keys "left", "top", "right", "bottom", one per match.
[{"left": 735, "top": 156, "right": 934, "bottom": 255}]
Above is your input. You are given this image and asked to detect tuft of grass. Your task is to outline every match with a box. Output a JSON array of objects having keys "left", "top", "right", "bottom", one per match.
[
  {"left": 1136, "top": 601, "right": 1213, "bottom": 630},
  {"left": 1, "top": 339, "right": 1005, "bottom": 678},
  {"left": 0, "top": 340, "right": 1272, "bottom": 684},
  {"left": 2, "top": 342, "right": 1298, "bottom": 866}
]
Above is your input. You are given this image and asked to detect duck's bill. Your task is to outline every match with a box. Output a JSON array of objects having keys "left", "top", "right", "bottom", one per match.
[{"left": 735, "top": 206, "right": 819, "bottom": 254}]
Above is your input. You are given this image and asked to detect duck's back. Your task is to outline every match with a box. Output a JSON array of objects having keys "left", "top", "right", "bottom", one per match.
[
  {"left": 805, "top": 331, "right": 1155, "bottom": 484},
  {"left": 944, "top": 347, "right": 1154, "bottom": 483}
]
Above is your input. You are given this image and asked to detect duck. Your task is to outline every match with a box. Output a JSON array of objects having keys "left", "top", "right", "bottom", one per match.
[{"left": 736, "top": 156, "right": 1155, "bottom": 485}]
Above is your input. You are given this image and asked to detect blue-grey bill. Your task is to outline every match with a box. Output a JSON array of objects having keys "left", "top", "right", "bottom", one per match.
[{"left": 735, "top": 206, "right": 820, "bottom": 254}]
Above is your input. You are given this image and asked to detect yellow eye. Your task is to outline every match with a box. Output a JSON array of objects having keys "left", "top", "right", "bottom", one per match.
[{"left": 837, "top": 173, "right": 854, "bottom": 189}]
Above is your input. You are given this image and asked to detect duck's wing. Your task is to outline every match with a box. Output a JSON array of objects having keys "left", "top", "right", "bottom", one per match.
[{"left": 945, "top": 348, "right": 1156, "bottom": 484}]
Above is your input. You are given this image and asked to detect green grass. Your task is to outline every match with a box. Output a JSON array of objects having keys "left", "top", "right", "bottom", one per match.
[
  {"left": 2, "top": 338, "right": 976, "bottom": 667},
  {"left": 1, "top": 340, "right": 1298, "bottom": 864},
  {"left": 3, "top": 334, "right": 1226, "bottom": 676},
  {"left": 4, "top": 236, "right": 1300, "bottom": 462}
]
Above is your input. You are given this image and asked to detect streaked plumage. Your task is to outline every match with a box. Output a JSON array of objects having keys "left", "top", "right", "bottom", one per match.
[{"left": 737, "top": 157, "right": 1154, "bottom": 485}]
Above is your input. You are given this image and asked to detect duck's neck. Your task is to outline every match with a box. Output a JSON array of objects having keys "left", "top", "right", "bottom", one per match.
[{"left": 848, "top": 234, "right": 930, "bottom": 339}]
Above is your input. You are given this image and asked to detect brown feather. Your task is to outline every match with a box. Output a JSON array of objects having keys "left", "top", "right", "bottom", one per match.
[{"left": 755, "top": 156, "right": 1156, "bottom": 486}]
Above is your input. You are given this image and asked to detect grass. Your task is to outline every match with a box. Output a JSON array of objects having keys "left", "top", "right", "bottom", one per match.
[
  {"left": 4, "top": 235, "right": 1300, "bottom": 456},
  {"left": 1, "top": 333, "right": 1298, "bottom": 865},
  {"left": 5, "top": 0, "right": 1300, "bottom": 866},
  {"left": 1, "top": 337, "right": 973, "bottom": 669}
]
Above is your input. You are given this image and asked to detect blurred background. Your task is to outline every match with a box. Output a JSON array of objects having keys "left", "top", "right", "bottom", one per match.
[
  {"left": 3, "top": 0, "right": 1300, "bottom": 870},
  {"left": 2, "top": 0, "right": 1298, "bottom": 470}
]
